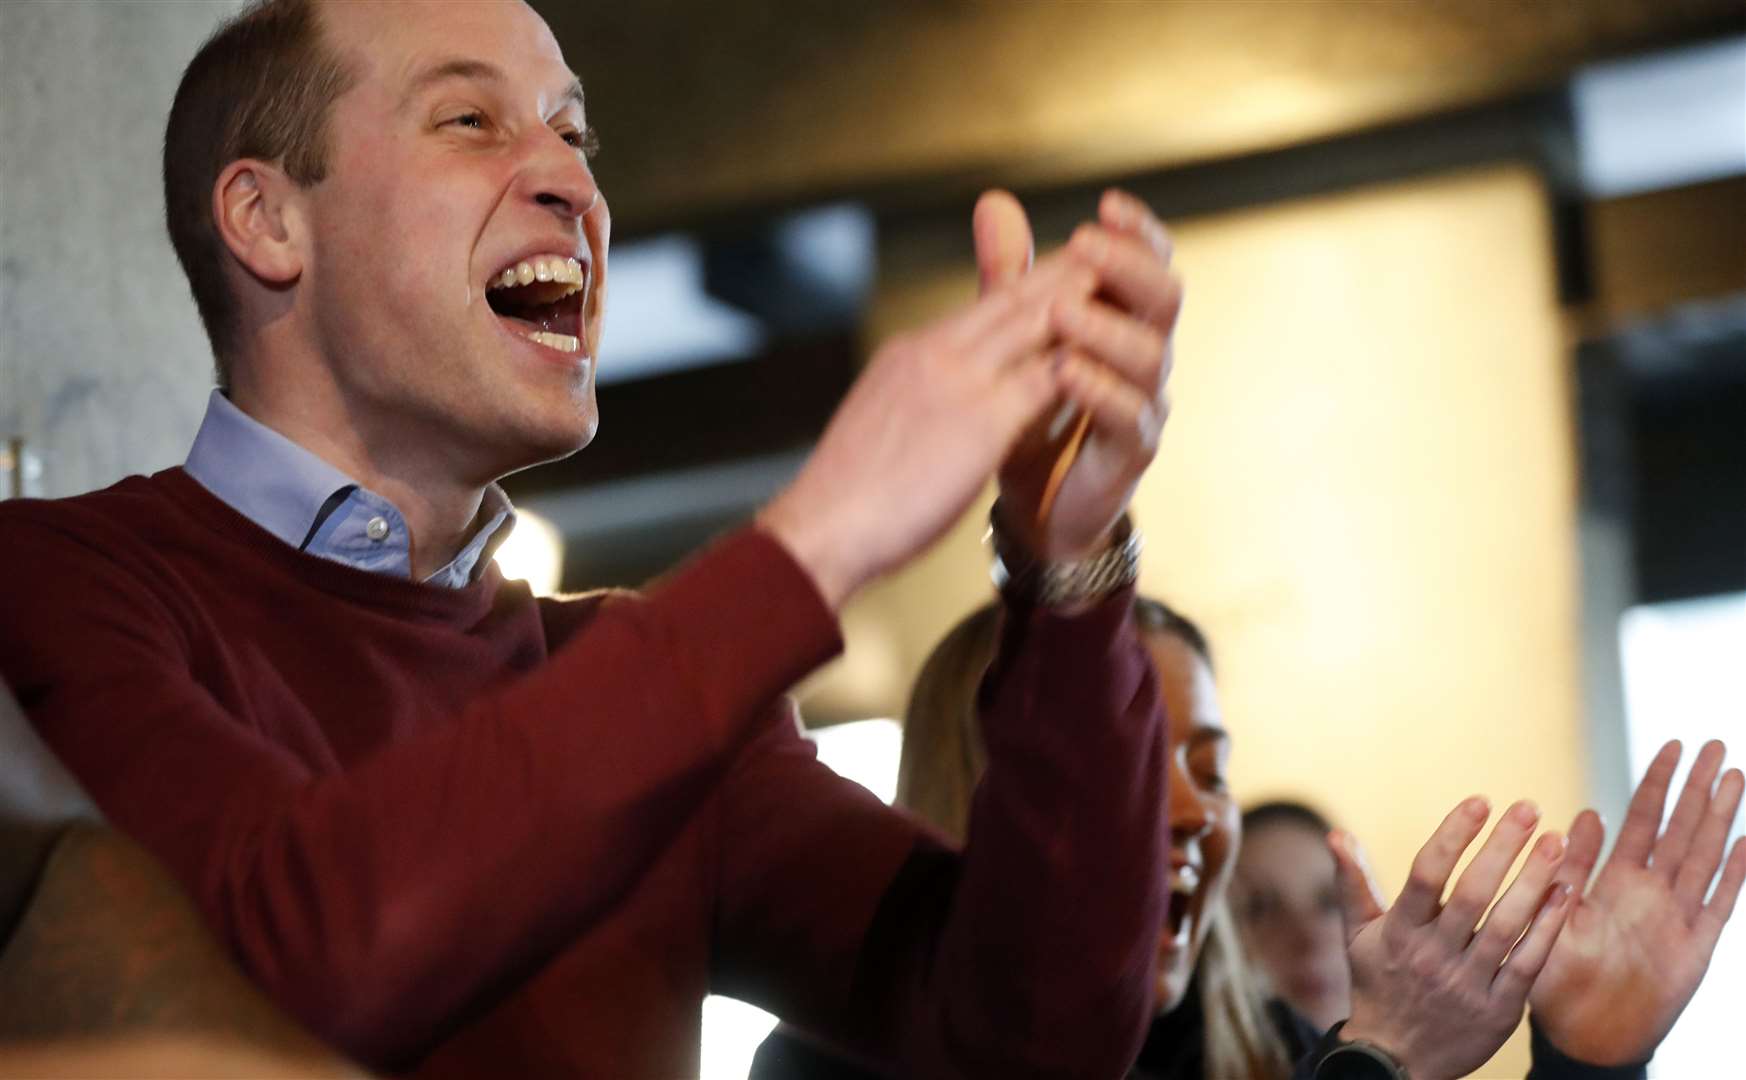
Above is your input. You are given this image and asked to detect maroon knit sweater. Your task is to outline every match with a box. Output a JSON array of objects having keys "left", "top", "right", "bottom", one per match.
[{"left": 0, "top": 468, "right": 1167, "bottom": 1078}]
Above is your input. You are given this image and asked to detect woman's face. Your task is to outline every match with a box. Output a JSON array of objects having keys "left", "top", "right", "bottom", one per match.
[
  {"left": 1230, "top": 819, "right": 1351, "bottom": 1030},
  {"left": 1145, "top": 631, "right": 1240, "bottom": 1013}
]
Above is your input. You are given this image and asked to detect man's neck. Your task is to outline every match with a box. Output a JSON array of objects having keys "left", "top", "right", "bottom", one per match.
[{"left": 226, "top": 386, "right": 490, "bottom": 582}]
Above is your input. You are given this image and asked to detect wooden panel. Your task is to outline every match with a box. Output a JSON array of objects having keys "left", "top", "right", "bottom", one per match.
[{"left": 1584, "top": 175, "right": 1746, "bottom": 326}]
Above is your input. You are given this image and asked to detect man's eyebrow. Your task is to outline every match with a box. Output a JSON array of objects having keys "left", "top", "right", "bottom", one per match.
[
  {"left": 556, "top": 77, "right": 585, "bottom": 114},
  {"left": 401, "top": 58, "right": 585, "bottom": 119},
  {"left": 402, "top": 57, "right": 505, "bottom": 106}
]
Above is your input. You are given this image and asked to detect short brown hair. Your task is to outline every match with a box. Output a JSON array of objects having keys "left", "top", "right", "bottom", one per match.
[{"left": 163, "top": 0, "right": 355, "bottom": 383}]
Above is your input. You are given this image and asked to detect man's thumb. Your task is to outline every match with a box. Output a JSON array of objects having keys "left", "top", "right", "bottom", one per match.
[
  {"left": 973, "top": 189, "right": 1034, "bottom": 295},
  {"left": 1330, "top": 829, "right": 1387, "bottom": 944}
]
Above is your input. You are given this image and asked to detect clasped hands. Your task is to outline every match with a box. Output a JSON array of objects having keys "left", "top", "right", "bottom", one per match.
[
  {"left": 760, "top": 187, "right": 1180, "bottom": 610},
  {"left": 1333, "top": 739, "right": 1745, "bottom": 1080}
]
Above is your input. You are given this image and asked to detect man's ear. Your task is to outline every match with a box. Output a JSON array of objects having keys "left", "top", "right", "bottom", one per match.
[{"left": 212, "top": 159, "right": 304, "bottom": 286}]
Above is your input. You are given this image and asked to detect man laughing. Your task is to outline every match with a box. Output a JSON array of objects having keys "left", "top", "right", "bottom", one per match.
[{"left": 0, "top": 1, "right": 1187, "bottom": 1075}]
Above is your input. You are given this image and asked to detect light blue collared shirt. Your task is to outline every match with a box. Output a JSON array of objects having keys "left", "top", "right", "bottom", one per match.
[{"left": 184, "top": 390, "right": 515, "bottom": 589}]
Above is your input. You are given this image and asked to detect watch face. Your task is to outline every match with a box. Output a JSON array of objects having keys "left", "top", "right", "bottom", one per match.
[{"left": 1317, "top": 1044, "right": 1403, "bottom": 1080}]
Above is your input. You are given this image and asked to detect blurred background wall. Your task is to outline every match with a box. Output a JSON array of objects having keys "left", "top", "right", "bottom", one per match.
[
  {"left": 0, "top": 0, "right": 245, "bottom": 498},
  {"left": 2, "top": 2, "right": 1743, "bottom": 1077}
]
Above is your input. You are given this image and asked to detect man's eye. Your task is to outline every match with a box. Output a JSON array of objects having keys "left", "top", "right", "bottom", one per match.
[
  {"left": 444, "top": 112, "right": 488, "bottom": 131},
  {"left": 562, "top": 125, "right": 601, "bottom": 160}
]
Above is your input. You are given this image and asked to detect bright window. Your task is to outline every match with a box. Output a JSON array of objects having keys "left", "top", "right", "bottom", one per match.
[{"left": 1618, "top": 591, "right": 1746, "bottom": 1077}]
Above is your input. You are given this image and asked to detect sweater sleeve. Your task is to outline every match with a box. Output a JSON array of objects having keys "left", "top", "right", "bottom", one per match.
[
  {"left": 712, "top": 588, "right": 1168, "bottom": 1078},
  {"left": 0, "top": 512, "right": 838, "bottom": 1070}
]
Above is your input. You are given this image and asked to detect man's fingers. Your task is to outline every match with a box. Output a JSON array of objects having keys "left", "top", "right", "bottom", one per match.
[
  {"left": 1675, "top": 767, "right": 1745, "bottom": 920},
  {"left": 987, "top": 352, "right": 1067, "bottom": 445},
  {"left": 974, "top": 189, "right": 1035, "bottom": 294},
  {"left": 1068, "top": 224, "right": 1183, "bottom": 334},
  {"left": 955, "top": 254, "right": 1094, "bottom": 360},
  {"left": 1468, "top": 830, "right": 1567, "bottom": 972},
  {"left": 1696, "top": 838, "right": 1746, "bottom": 955},
  {"left": 1097, "top": 188, "right": 1174, "bottom": 266},
  {"left": 1615, "top": 740, "right": 1682, "bottom": 867},
  {"left": 1489, "top": 881, "right": 1575, "bottom": 1005},
  {"left": 1653, "top": 739, "right": 1727, "bottom": 883},
  {"left": 1329, "top": 829, "right": 1387, "bottom": 947},
  {"left": 1056, "top": 350, "right": 1163, "bottom": 459},
  {"left": 1050, "top": 295, "right": 1171, "bottom": 393},
  {"left": 1394, "top": 796, "right": 1490, "bottom": 927},
  {"left": 1438, "top": 800, "right": 1541, "bottom": 945},
  {"left": 1555, "top": 808, "right": 1605, "bottom": 896}
]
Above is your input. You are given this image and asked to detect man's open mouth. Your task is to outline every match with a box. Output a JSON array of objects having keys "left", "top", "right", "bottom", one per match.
[{"left": 486, "top": 253, "right": 588, "bottom": 355}]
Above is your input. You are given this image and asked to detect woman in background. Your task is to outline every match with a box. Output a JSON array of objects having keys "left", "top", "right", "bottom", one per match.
[
  {"left": 751, "top": 592, "right": 1742, "bottom": 1080},
  {"left": 892, "top": 598, "right": 1314, "bottom": 1078},
  {"left": 1230, "top": 800, "right": 1352, "bottom": 1033}
]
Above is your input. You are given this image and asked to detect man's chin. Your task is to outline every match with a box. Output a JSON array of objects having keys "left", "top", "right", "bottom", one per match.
[
  {"left": 521, "top": 379, "right": 598, "bottom": 452},
  {"left": 470, "top": 395, "right": 598, "bottom": 481},
  {"left": 513, "top": 418, "right": 596, "bottom": 472}
]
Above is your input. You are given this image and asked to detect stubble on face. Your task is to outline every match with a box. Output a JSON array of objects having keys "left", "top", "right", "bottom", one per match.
[{"left": 294, "top": 0, "right": 608, "bottom": 487}]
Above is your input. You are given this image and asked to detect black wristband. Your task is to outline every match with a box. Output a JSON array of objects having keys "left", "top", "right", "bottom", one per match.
[{"left": 1312, "top": 1021, "right": 1412, "bottom": 1080}]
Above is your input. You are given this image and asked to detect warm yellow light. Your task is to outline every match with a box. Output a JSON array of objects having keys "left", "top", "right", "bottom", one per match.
[{"left": 494, "top": 509, "right": 564, "bottom": 596}]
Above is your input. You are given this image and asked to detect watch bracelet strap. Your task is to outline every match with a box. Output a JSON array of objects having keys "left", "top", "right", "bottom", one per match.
[{"left": 987, "top": 502, "right": 1142, "bottom": 608}]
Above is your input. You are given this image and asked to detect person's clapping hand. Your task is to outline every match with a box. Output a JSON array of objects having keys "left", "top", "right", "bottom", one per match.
[
  {"left": 972, "top": 189, "right": 1182, "bottom": 562},
  {"left": 1528, "top": 738, "right": 1746, "bottom": 1066},
  {"left": 1328, "top": 797, "right": 1575, "bottom": 1080},
  {"left": 758, "top": 239, "right": 1099, "bottom": 609}
]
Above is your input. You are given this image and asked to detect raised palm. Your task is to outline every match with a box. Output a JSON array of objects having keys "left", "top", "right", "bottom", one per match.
[
  {"left": 974, "top": 189, "right": 1180, "bottom": 561},
  {"left": 1528, "top": 739, "right": 1746, "bottom": 1066}
]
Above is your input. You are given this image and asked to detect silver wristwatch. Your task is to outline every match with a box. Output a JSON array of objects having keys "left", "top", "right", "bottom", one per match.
[{"left": 987, "top": 503, "right": 1143, "bottom": 608}]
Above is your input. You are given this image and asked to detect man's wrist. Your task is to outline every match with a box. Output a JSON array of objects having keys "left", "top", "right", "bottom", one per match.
[
  {"left": 754, "top": 497, "right": 856, "bottom": 613},
  {"left": 988, "top": 500, "right": 1141, "bottom": 610}
]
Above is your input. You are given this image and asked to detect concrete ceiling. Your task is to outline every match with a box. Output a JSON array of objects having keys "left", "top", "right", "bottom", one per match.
[{"left": 540, "top": 0, "right": 1745, "bottom": 233}]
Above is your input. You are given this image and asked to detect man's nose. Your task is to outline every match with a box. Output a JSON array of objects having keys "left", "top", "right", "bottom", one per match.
[{"left": 522, "top": 130, "right": 600, "bottom": 222}]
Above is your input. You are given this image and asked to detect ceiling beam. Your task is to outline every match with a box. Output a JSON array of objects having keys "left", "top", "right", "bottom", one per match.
[{"left": 543, "top": 0, "right": 1745, "bottom": 235}]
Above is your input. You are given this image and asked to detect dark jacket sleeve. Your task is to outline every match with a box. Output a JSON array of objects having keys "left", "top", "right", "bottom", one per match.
[
  {"left": 714, "top": 588, "right": 1169, "bottom": 1079},
  {"left": 1525, "top": 1017, "right": 1648, "bottom": 1080},
  {"left": 0, "top": 514, "right": 838, "bottom": 1070}
]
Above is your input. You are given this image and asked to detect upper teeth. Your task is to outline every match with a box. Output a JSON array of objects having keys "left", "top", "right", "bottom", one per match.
[
  {"left": 490, "top": 255, "right": 585, "bottom": 293},
  {"left": 1170, "top": 867, "right": 1200, "bottom": 895}
]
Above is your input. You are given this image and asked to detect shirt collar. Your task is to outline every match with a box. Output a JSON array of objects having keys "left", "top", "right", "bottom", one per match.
[{"left": 184, "top": 389, "right": 516, "bottom": 587}]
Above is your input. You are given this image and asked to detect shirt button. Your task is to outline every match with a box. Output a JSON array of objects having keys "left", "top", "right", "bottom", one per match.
[{"left": 365, "top": 516, "right": 390, "bottom": 542}]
